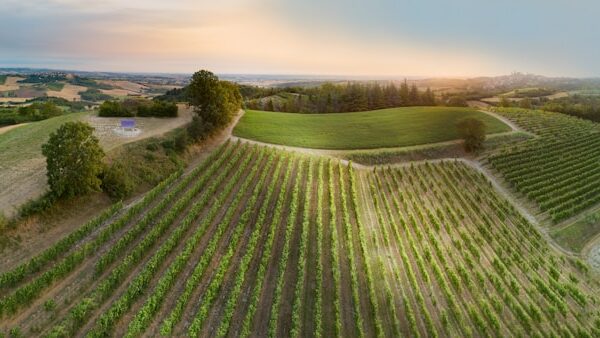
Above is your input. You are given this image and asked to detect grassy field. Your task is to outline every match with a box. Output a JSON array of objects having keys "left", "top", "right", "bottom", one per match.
[
  {"left": 552, "top": 209, "right": 600, "bottom": 252},
  {"left": 233, "top": 107, "right": 511, "bottom": 149},
  {"left": 0, "top": 113, "right": 89, "bottom": 216}
]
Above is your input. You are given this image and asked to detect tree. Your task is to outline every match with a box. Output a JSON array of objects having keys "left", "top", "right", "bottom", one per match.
[
  {"left": 499, "top": 96, "right": 512, "bottom": 108},
  {"left": 101, "top": 162, "right": 134, "bottom": 200},
  {"left": 519, "top": 98, "right": 532, "bottom": 109},
  {"left": 447, "top": 95, "right": 468, "bottom": 107},
  {"left": 456, "top": 118, "right": 486, "bottom": 153},
  {"left": 399, "top": 80, "right": 410, "bottom": 105},
  {"left": 422, "top": 87, "right": 436, "bottom": 105},
  {"left": 409, "top": 84, "right": 420, "bottom": 104},
  {"left": 42, "top": 122, "right": 105, "bottom": 198},
  {"left": 266, "top": 99, "right": 275, "bottom": 112},
  {"left": 187, "top": 70, "right": 241, "bottom": 129}
]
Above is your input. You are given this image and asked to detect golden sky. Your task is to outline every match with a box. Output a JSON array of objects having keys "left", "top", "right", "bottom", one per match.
[{"left": 2, "top": 0, "right": 598, "bottom": 76}]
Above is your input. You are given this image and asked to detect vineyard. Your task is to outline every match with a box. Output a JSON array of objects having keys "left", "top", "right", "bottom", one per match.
[
  {"left": 485, "top": 108, "right": 600, "bottom": 223},
  {"left": 1, "top": 140, "right": 599, "bottom": 337}
]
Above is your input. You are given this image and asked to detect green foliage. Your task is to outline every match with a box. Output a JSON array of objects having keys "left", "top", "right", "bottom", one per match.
[
  {"left": 98, "top": 99, "right": 177, "bottom": 117},
  {"left": 69, "top": 76, "right": 113, "bottom": 89},
  {"left": 98, "top": 100, "right": 133, "bottom": 117},
  {"left": 0, "top": 203, "right": 121, "bottom": 290},
  {"left": 154, "top": 87, "right": 187, "bottom": 102},
  {"left": 456, "top": 117, "right": 486, "bottom": 152},
  {"left": 245, "top": 80, "right": 436, "bottom": 113},
  {"left": 187, "top": 70, "right": 242, "bottom": 129},
  {"left": 446, "top": 94, "right": 468, "bottom": 107},
  {"left": 19, "top": 73, "right": 67, "bottom": 84},
  {"left": 44, "top": 299, "right": 57, "bottom": 312},
  {"left": 8, "top": 327, "right": 23, "bottom": 338},
  {"left": 17, "top": 194, "right": 56, "bottom": 217},
  {"left": 0, "top": 102, "right": 64, "bottom": 126},
  {"left": 101, "top": 163, "right": 134, "bottom": 200},
  {"left": 542, "top": 95, "right": 600, "bottom": 122},
  {"left": 42, "top": 121, "right": 105, "bottom": 198},
  {"left": 137, "top": 100, "right": 178, "bottom": 117}
]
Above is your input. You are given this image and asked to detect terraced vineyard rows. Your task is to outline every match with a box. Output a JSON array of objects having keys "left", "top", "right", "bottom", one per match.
[
  {"left": 1, "top": 140, "right": 599, "bottom": 337},
  {"left": 485, "top": 108, "right": 600, "bottom": 223},
  {"left": 360, "top": 161, "right": 599, "bottom": 336}
]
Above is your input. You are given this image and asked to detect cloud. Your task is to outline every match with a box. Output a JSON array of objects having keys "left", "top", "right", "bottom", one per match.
[{"left": 1, "top": 0, "right": 599, "bottom": 76}]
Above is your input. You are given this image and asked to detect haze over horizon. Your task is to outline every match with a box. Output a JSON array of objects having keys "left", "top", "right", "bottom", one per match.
[{"left": 2, "top": 0, "right": 599, "bottom": 77}]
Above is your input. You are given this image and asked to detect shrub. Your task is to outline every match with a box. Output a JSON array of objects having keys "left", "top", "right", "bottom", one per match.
[
  {"left": 18, "top": 194, "right": 56, "bottom": 218},
  {"left": 188, "top": 115, "right": 213, "bottom": 141},
  {"left": 173, "top": 131, "right": 189, "bottom": 152},
  {"left": 98, "top": 101, "right": 133, "bottom": 117},
  {"left": 101, "top": 163, "right": 134, "bottom": 200},
  {"left": 44, "top": 299, "right": 57, "bottom": 312},
  {"left": 138, "top": 101, "right": 178, "bottom": 117}
]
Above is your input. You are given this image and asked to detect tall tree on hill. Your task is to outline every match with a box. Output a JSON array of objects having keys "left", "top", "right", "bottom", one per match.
[
  {"left": 187, "top": 70, "right": 242, "bottom": 130},
  {"left": 370, "top": 83, "right": 385, "bottom": 109},
  {"left": 385, "top": 83, "right": 401, "bottom": 107},
  {"left": 456, "top": 118, "right": 486, "bottom": 152},
  {"left": 266, "top": 99, "right": 275, "bottom": 112},
  {"left": 42, "top": 121, "right": 105, "bottom": 198},
  {"left": 409, "top": 83, "right": 420, "bottom": 105},
  {"left": 399, "top": 80, "right": 410, "bottom": 105},
  {"left": 422, "top": 87, "right": 436, "bottom": 105}
]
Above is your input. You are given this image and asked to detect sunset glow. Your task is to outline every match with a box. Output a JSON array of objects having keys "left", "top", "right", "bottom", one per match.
[{"left": 2, "top": 0, "right": 600, "bottom": 76}]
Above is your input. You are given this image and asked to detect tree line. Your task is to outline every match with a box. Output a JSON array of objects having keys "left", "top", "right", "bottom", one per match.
[
  {"left": 98, "top": 98, "right": 178, "bottom": 118},
  {"left": 497, "top": 94, "right": 600, "bottom": 122},
  {"left": 244, "top": 81, "right": 437, "bottom": 113}
]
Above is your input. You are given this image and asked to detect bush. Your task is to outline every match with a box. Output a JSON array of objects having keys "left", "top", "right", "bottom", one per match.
[
  {"left": 0, "top": 212, "right": 9, "bottom": 232},
  {"left": 98, "top": 99, "right": 177, "bottom": 118},
  {"left": 18, "top": 194, "right": 56, "bottom": 218},
  {"left": 44, "top": 299, "right": 57, "bottom": 312},
  {"left": 101, "top": 163, "right": 134, "bottom": 200},
  {"left": 188, "top": 115, "right": 213, "bottom": 141},
  {"left": 138, "top": 101, "right": 178, "bottom": 117},
  {"left": 173, "top": 131, "right": 189, "bottom": 152},
  {"left": 146, "top": 141, "right": 160, "bottom": 151},
  {"left": 98, "top": 101, "right": 133, "bottom": 117}
]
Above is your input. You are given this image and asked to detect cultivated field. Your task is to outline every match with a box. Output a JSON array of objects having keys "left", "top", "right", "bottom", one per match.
[
  {"left": 484, "top": 108, "right": 600, "bottom": 224},
  {"left": 46, "top": 83, "right": 87, "bottom": 101},
  {"left": 1, "top": 141, "right": 598, "bottom": 337},
  {"left": 0, "top": 77, "right": 23, "bottom": 92},
  {"left": 233, "top": 107, "right": 511, "bottom": 149}
]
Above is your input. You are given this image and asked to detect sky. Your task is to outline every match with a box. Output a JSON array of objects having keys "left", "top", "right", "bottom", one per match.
[{"left": 1, "top": 0, "right": 599, "bottom": 77}]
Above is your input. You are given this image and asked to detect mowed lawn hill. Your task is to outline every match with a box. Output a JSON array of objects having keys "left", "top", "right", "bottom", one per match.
[{"left": 233, "top": 107, "right": 511, "bottom": 149}]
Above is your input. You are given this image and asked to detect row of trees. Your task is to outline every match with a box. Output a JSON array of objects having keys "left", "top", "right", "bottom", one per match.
[
  {"left": 541, "top": 95, "right": 600, "bottom": 122},
  {"left": 98, "top": 99, "right": 178, "bottom": 118},
  {"left": 245, "top": 81, "right": 437, "bottom": 113},
  {"left": 496, "top": 94, "right": 600, "bottom": 123}
]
